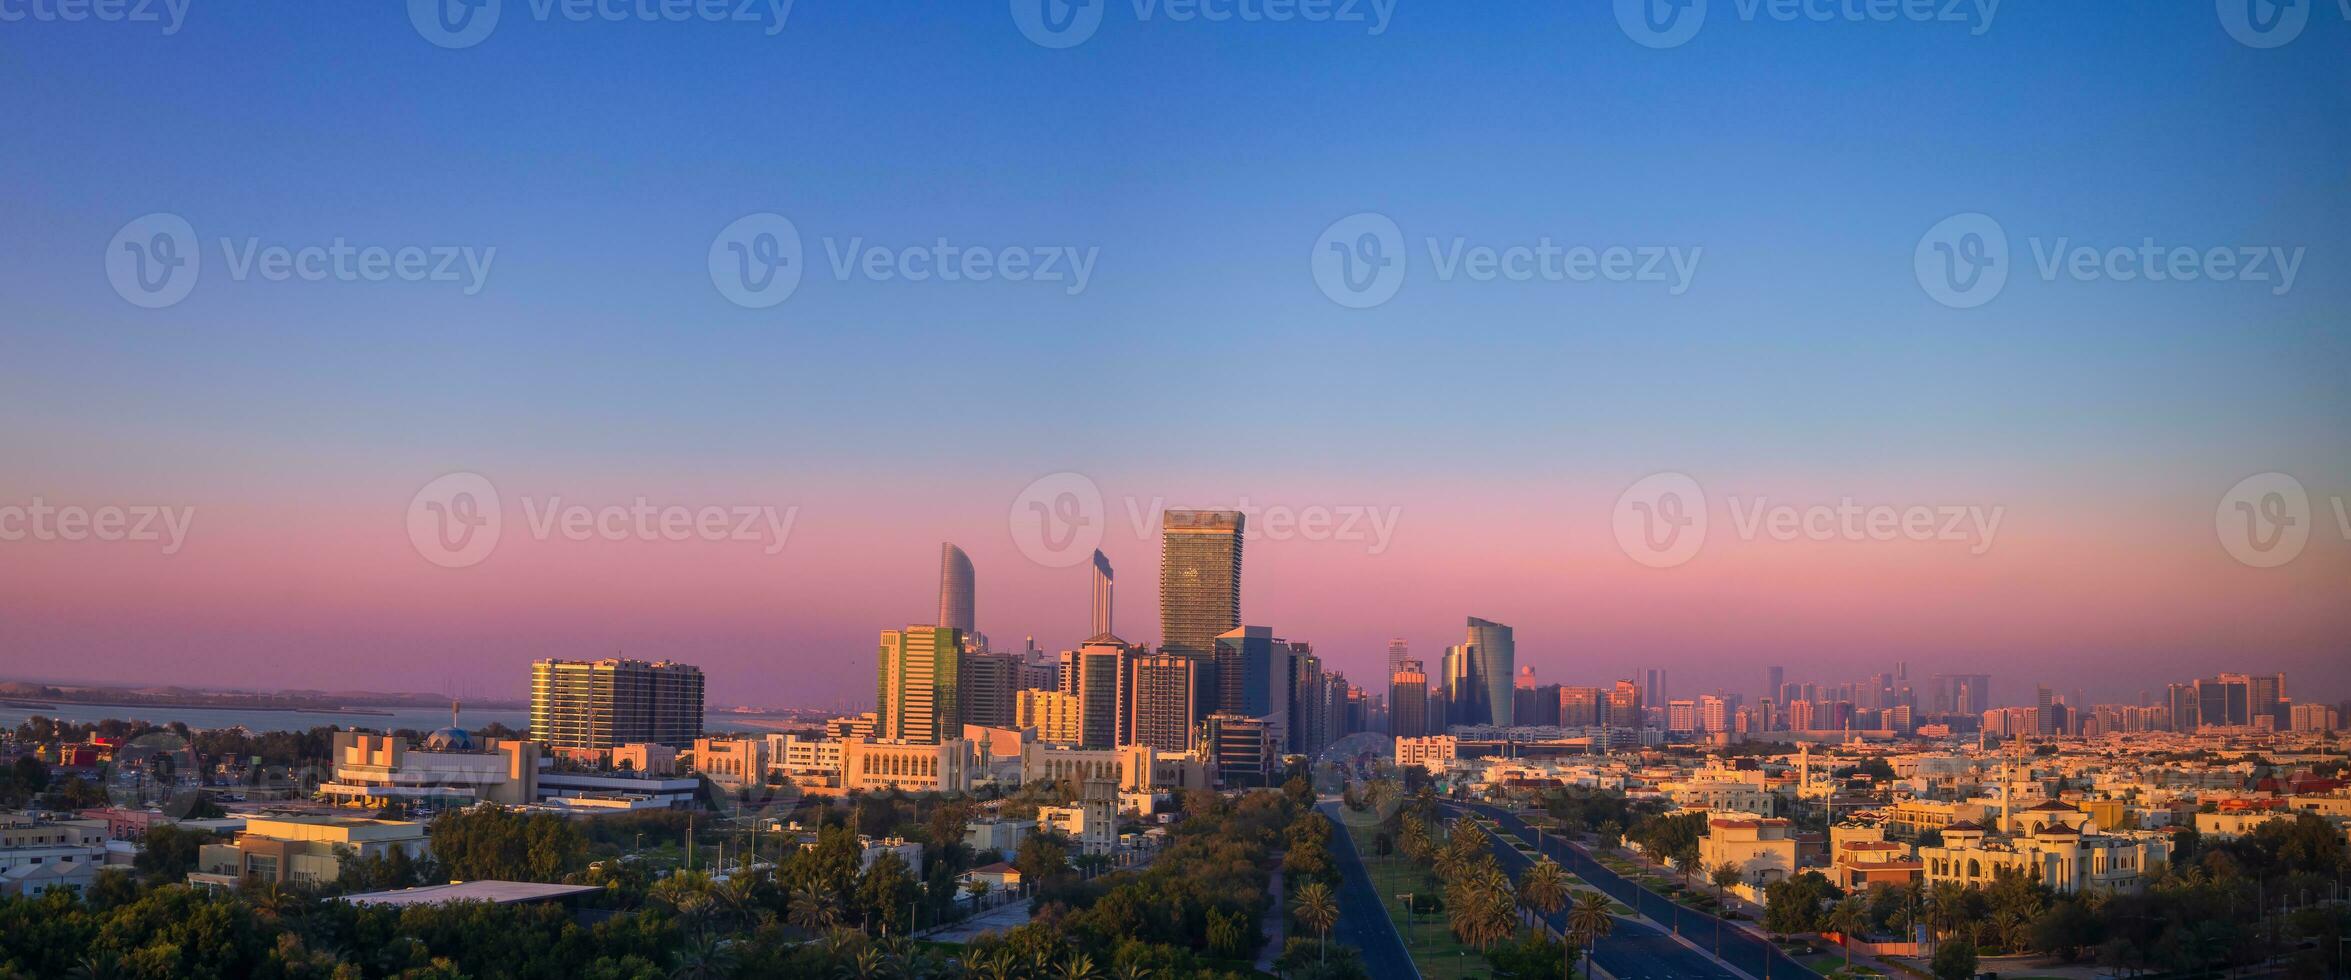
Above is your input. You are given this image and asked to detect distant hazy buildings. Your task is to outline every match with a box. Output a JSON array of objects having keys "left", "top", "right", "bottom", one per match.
[
  {"left": 877, "top": 626, "right": 963, "bottom": 744},
  {"left": 936, "top": 544, "right": 975, "bottom": 638},
  {"left": 530, "top": 658, "right": 705, "bottom": 750},
  {"left": 1159, "top": 510, "right": 1243, "bottom": 660}
]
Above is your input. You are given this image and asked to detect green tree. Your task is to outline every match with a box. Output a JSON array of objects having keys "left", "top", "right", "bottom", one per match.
[
  {"left": 1931, "top": 937, "right": 1978, "bottom": 980},
  {"left": 1825, "top": 895, "right": 1869, "bottom": 972}
]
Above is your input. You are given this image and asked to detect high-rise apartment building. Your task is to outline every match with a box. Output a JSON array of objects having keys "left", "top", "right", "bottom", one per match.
[
  {"left": 878, "top": 626, "right": 963, "bottom": 744},
  {"left": 1068, "top": 636, "right": 1138, "bottom": 750},
  {"left": 958, "top": 651, "right": 1020, "bottom": 729},
  {"left": 937, "top": 544, "right": 975, "bottom": 638},
  {"left": 1015, "top": 688, "right": 1082, "bottom": 745},
  {"left": 530, "top": 658, "right": 705, "bottom": 750},
  {"left": 1159, "top": 510, "right": 1244, "bottom": 659},
  {"left": 1560, "top": 686, "right": 1601, "bottom": 727},
  {"left": 1666, "top": 699, "right": 1698, "bottom": 734},
  {"left": 1464, "top": 617, "right": 1516, "bottom": 727},
  {"left": 1090, "top": 549, "right": 1115, "bottom": 638},
  {"left": 1389, "top": 660, "right": 1429, "bottom": 738},
  {"left": 1127, "top": 651, "right": 1202, "bottom": 752}
]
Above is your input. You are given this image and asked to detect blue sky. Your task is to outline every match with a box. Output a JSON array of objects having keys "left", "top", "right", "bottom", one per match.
[{"left": 2, "top": 1, "right": 2346, "bottom": 704}]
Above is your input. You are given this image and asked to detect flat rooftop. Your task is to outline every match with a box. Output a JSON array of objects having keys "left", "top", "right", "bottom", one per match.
[{"left": 337, "top": 881, "right": 603, "bottom": 907}]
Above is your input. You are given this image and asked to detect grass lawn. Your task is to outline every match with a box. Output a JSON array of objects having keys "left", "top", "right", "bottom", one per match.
[{"left": 1341, "top": 818, "right": 1500, "bottom": 979}]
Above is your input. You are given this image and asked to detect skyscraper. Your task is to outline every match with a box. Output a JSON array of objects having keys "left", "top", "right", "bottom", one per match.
[
  {"left": 1560, "top": 686, "right": 1601, "bottom": 727},
  {"left": 1090, "top": 549, "right": 1114, "bottom": 637},
  {"left": 1127, "top": 651, "right": 1202, "bottom": 752},
  {"left": 1071, "top": 636, "right": 1134, "bottom": 750},
  {"left": 1644, "top": 668, "right": 1669, "bottom": 710},
  {"left": 937, "top": 544, "right": 975, "bottom": 638},
  {"left": 1387, "top": 638, "right": 1409, "bottom": 683},
  {"left": 1389, "top": 659, "right": 1428, "bottom": 737},
  {"left": 1465, "top": 617, "right": 1516, "bottom": 727},
  {"left": 530, "top": 658, "right": 705, "bottom": 750},
  {"left": 958, "top": 651, "right": 1020, "bottom": 728},
  {"left": 1607, "top": 679, "right": 1642, "bottom": 729},
  {"left": 1159, "top": 510, "right": 1243, "bottom": 659},
  {"left": 878, "top": 626, "right": 963, "bottom": 744},
  {"left": 1766, "top": 666, "right": 1785, "bottom": 705},
  {"left": 1214, "top": 626, "right": 1292, "bottom": 749}
]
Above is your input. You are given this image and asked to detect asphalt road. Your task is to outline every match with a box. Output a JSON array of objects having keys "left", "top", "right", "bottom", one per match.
[
  {"left": 1316, "top": 802, "right": 1421, "bottom": 979},
  {"left": 1460, "top": 802, "right": 1813, "bottom": 980}
]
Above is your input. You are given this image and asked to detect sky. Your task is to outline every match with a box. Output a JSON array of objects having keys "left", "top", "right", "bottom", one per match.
[{"left": 2, "top": 1, "right": 2347, "bottom": 710}]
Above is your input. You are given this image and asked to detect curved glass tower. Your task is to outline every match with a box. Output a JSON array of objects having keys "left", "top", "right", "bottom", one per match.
[
  {"left": 1466, "top": 617, "right": 1515, "bottom": 727},
  {"left": 937, "top": 543, "right": 975, "bottom": 637}
]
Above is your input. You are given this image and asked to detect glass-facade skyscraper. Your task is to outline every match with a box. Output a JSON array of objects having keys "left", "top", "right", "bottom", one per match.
[
  {"left": 1159, "top": 510, "right": 1243, "bottom": 659},
  {"left": 937, "top": 543, "right": 975, "bottom": 638},
  {"left": 1465, "top": 616, "right": 1516, "bottom": 727}
]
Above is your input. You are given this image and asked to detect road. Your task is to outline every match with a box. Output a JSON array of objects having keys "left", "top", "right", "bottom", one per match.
[
  {"left": 1457, "top": 802, "right": 1814, "bottom": 980},
  {"left": 1315, "top": 803, "right": 1420, "bottom": 979}
]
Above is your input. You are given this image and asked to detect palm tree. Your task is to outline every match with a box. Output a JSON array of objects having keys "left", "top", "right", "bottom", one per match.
[
  {"left": 1448, "top": 866, "right": 1518, "bottom": 951},
  {"left": 834, "top": 947, "right": 888, "bottom": 980},
  {"left": 68, "top": 952, "right": 125, "bottom": 980},
  {"left": 1567, "top": 891, "right": 1616, "bottom": 979},
  {"left": 1292, "top": 880, "right": 1340, "bottom": 963},
  {"left": 669, "top": 932, "right": 737, "bottom": 980},
  {"left": 1826, "top": 895, "right": 1870, "bottom": 972},
  {"left": 1710, "top": 862, "right": 1743, "bottom": 902},
  {"left": 1520, "top": 857, "right": 1570, "bottom": 926},
  {"left": 1925, "top": 881, "right": 1971, "bottom": 952},
  {"left": 1055, "top": 951, "right": 1100, "bottom": 980},
  {"left": 789, "top": 884, "right": 841, "bottom": 933}
]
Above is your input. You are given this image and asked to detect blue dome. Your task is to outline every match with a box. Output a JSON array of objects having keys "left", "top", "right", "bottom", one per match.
[{"left": 423, "top": 726, "right": 475, "bottom": 751}]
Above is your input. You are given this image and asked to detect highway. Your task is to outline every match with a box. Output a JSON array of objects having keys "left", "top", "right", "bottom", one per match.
[
  {"left": 1457, "top": 802, "right": 1814, "bottom": 980},
  {"left": 1316, "top": 802, "right": 1422, "bottom": 979}
]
